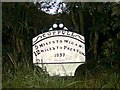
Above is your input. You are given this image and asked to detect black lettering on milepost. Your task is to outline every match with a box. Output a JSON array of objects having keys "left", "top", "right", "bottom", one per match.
[
  {"left": 35, "top": 45, "right": 38, "bottom": 50},
  {"left": 52, "top": 41, "right": 55, "bottom": 43},
  {"left": 60, "top": 47, "right": 62, "bottom": 49},
  {"left": 34, "top": 50, "right": 40, "bottom": 56},
  {"left": 62, "top": 31, "right": 65, "bottom": 34},
  {"left": 58, "top": 30, "right": 61, "bottom": 34},
  {"left": 47, "top": 32, "right": 51, "bottom": 36},
  {"left": 39, "top": 44, "right": 43, "bottom": 47},
  {"left": 52, "top": 31, "right": 56, "bottom": 35},
  {"left": 49, "top": 48, "right": 52, "bottom": 50},
  {"left": 49, "top": 41, "right": 51, "bottom": 44},
  {"left": 43, "top": 33, "right": 46, "bottom": 37},
  {"left": 64, "top": 40, "right": 68, "bottom": 43},
  {"left": 57, "top": 46, "right": 59, "bottom": 49},
  {"left": 46, "top": 42, "right": 48, "bottom": 45},
  {"left": 56, "top": 40, "right": 59, "bottom": 43},
  {"left": 71, "top": 42, "right": 74, "bottom": 45},
  {"left": 79, "top": 45, "right": 82, "bottom": 48},
  {"left": 71, "top": 32, "right": 76, "bottom": 37},
  {"left": 52, "top": 47, "right": 55, "bottom": 50},
  {"left": 36, "top": 59, "right": 40, "bottom": 63},
  {"left": 54, "top": 53, "right": 65, "bottom": 57},
  {"left": 64, "top": 46, "right": 67, "bottom": 49},
  {"left": 41, "top": 50, "right": 44, "bottom": 52},
  {"left": 34, "top": 52, "right": 37, "bottom": 56},
  {"left": 67, "top": 31, "right": 70, "bottom": 35},
  {"left": 75, "top": 44, "right": 78, "bottom": 46}
]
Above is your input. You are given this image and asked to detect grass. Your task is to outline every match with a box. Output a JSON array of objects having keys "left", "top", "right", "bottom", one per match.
[{"left": 2, "top": 53, "right": 120, "bottom": 88}]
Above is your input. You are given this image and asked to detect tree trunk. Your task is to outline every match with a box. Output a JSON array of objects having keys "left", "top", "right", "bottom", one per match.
[
  {"left": 93, "top": 31, "right": 99, "bottom": 60},
  {"left": 71, "top": 9, "right": 79, "bottom": 33},
  {"left": 78, "top": 10, "right": 84, "bottom": 36}
]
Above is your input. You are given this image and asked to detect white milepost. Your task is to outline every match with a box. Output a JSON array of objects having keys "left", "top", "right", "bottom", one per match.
[
  {"left": 63, "top": 27, "right": 68, "bottom": 30},
  {"left": 49, "top": 27, "right": 53, "bottom": 31},
  {"left": 59, "top": 23, "right": 64, "bottom": 28},
  {"left": 32, "top": 24, "right": 85, "bottom": 76},
  {"left": 53, "top": 23, "right": 58, "bottom": 28}
]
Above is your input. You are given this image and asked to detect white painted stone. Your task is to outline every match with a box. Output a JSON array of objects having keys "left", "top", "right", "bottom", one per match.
[
  {"left": 32, "top": 30, "right": 85, "bottom": 76},
  {"left": 59, "top": 23, "right": 64, "bottom": 28},
  {"left": 36, "top": 63, "right": 83, "bottom": 76},
  {"left": 53, "top": 24, "right": 58, "bottom": 28}
]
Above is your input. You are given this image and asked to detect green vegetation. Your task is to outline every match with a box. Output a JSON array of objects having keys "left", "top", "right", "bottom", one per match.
[
  {"left": 2, "top": 2, "right": 120, "bottom": 88},
  {"left": 2, "top": 55, "right": 120, "bottom": 88}
]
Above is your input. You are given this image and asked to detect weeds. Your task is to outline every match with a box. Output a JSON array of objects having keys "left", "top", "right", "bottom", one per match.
[{"left": 2, "top": 55, "right": 120, "bottom": 88}]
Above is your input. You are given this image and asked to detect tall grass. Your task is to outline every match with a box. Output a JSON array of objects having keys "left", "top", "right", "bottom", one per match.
[
  {"left": 2, "top": 2, "right": 120, "bottom": 89},
  {"left": 2, "top": 53, "right": 120, "bottom": 88}
]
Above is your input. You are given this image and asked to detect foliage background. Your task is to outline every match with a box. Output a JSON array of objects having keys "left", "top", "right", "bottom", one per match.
[{"left": 2, "top": 2, "right": 120, "bottom": 88}]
